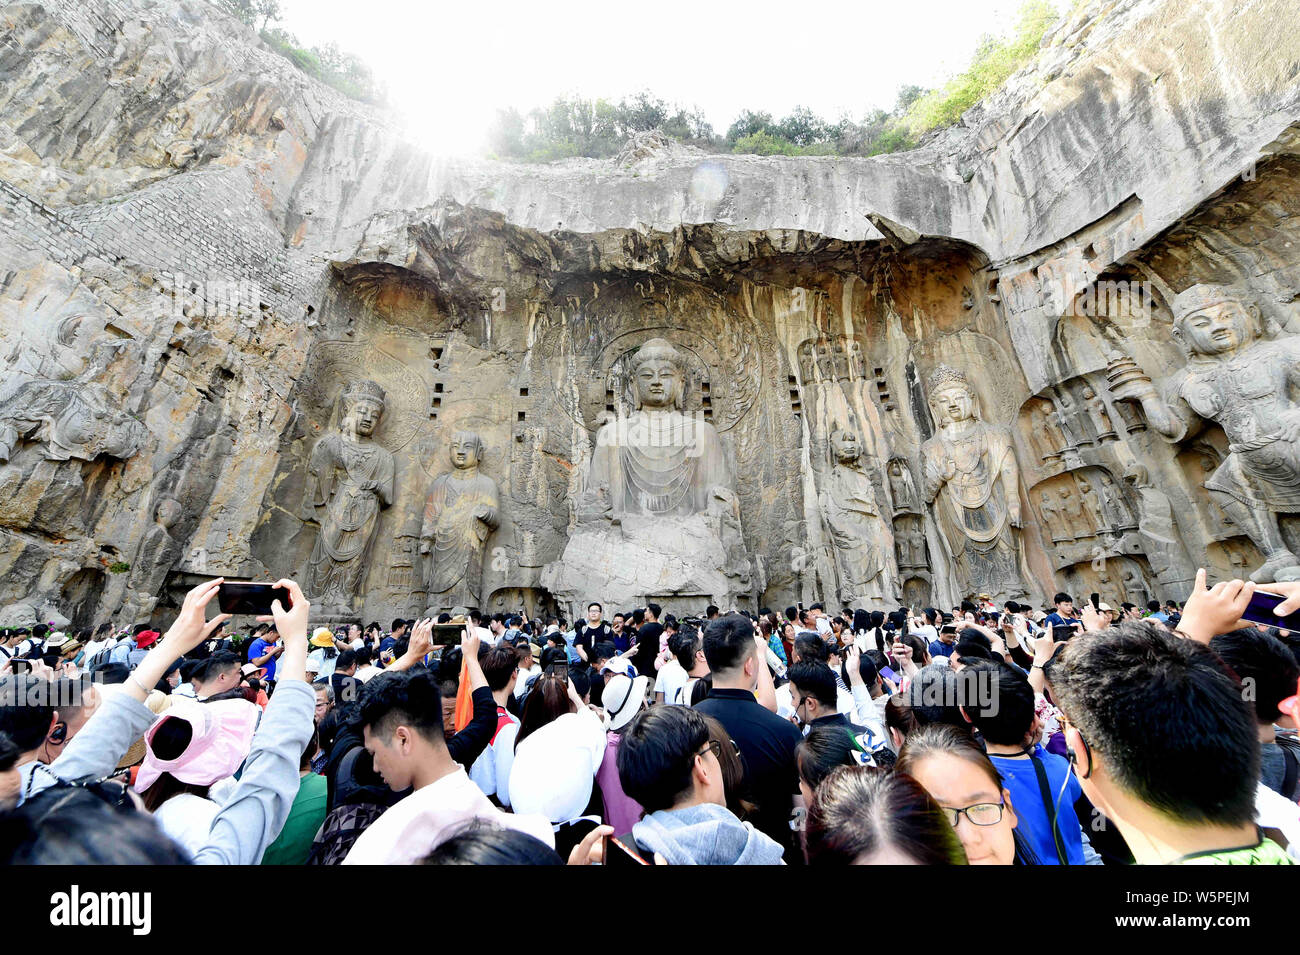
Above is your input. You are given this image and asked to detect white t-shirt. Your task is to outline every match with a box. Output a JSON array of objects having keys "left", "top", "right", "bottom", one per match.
[
  {"left": 355, "top": 664, "right": 382, "bottom": 682},
  {"left": 468, "top": 707, "right": 520, "bottom": 802},
  {"left": 154, "top": 793, "right": 221, "bottom": 861},
  {"left": 909, "top": 624, "right": 939, "bottom": 644},
  {"left": 343, "top": 766, "right": 552, "bottom": 865},
  {"left": 655, "top": 659, "right": 688, "bottom": 704},
  {"left": 815, "top": 616, "right": 832, "bottom": 635}
]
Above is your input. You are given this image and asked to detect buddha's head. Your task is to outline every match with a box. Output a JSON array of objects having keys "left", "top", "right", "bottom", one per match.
[
  {"left": 630, "top": 339, "right": 686, "bottom": 410},
  {"left": 339, "top": 380, "right": 386, "bottom": 437},
  {"left": 155, "top": 498, "right": 182, "bottom": 529},
  {"left": 830, "top": 424, "right": 862, "bottom": 464},
  {"left": 927, "top": 365, "right": 978, "bottom": 426},
  {"left": 1172, "top": 285, "right": 1262, "bottom": 357},
  {"left": 449, "top": 430, "right": 484, "bottom": 470}
]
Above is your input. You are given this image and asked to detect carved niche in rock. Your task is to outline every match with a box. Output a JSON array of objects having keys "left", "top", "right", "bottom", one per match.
[
  {"left": 300, "top": 379, "right": 396, "bottom": 617},
  {"left": 920, "top": 365, "right": 1026, "bottom": 601},
  {"left": 421, "top": 430, "right": 501, "bottom": 615},
  {"left": 1108, "top": 283, "right": 1300, "bottom": 582},
  {"left": 887, "top": 457, "right": 921, "bottom": 515}
]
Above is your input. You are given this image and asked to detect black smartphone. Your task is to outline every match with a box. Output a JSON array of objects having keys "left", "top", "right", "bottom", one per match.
[
  {"left": 1090, "top": 592, "right": 1101, "bottom": 611},
  {"left": 603, "top": 834, "right": 649, "bottom": 866},
  {"left": 217, "top": 581, "right": 291, "bottom": 616},
  {"left": 8, "top": 657, "right": 31, "bottom": 674},
  {"left": 1238, "top": 589, "right": 1300, "bottom": 631},
  {"left": 1051, "top": 624, "right": 1073, "bottom": 643}
]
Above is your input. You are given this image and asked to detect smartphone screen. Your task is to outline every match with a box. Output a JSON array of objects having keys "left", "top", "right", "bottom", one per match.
[
  {"left": 1090, "top": 592, "right": 1101, "bottom": 611},
  {"left": 1239, "top": 589, "right": 1300, "bottom": 631},
  {"left": 217, "top": 582, "right": 291, "bottom": 616},
  {"left": 9, "top": 657, "right": 31, "bottom": 674}
]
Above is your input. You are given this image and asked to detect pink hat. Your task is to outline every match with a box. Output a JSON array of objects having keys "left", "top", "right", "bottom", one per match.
[{"left": 135, "top": 698, "right": 261, "bottom": 792}]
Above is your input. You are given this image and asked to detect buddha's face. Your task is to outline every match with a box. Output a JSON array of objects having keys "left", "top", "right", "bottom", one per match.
[
  {"left": 343, "top": 398, "right": 383, "bottom": 437},
  {"left": 831, "top": 429, "right": 861, "bottom": 464},
  {"left": 634, "top": 358, "right": 682, "bottom": 409},
  {"left": 932, "top": 384, "right": 975, "bottom": 424},
  {"left": 450, "top": 432, "right": 481, "bottom": 469},
  {"left": 1178, "top": 302, "right": 1254, "bottom": 355}
]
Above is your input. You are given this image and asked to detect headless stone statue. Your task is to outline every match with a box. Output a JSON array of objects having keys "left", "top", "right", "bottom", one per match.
[
  {"left": 301, "top": 380, "right": 395, "bottom": 615},
  {"left": 421, "top": 430, "right": 500, "bottom": 614}
]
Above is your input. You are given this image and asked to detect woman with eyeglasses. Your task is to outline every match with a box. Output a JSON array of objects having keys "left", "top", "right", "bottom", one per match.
[{"left": 896, "top": 724, "right": 1038, "bottom": 865}]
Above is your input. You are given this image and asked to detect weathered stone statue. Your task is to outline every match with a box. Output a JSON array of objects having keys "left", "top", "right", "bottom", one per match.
[
  {"left": 588, "top": 338, "right": 731, "bottom": 517},
  {"left": 1081, "top": 386, "right": 1116, "bottom": 439},
  {"left": 887, "top": 458, "right": 920, "bottom": 514},
  {"left": 1108, "top": 284, "right": 1300, "bottom": 581},
  {"left": 120, "top": 497, "right": 183, "bottom": 622},
  {"left": 1123, "top": 463, "right": 1195, "bottom": 592},
  {"left": 420, "top": 430, "right": 500, "bottom": 614},
  {"left": 0, "top": 380, "right": 148, "bottom": 464},
  {"left": 819, "top": 423, "right": 890, "bottom": 605},
  {"left": 1039, "top": 490, "right": 1067, "bottom": 542},
  {"left": 920, "top": 365, "right": 1026, "bottom": 599},
  {"left": 301, "top": 380, "right": 395, "bottom": 615}
]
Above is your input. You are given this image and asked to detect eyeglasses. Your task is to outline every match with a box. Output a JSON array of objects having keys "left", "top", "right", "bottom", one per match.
[
  {"left": 939, "top": 802, "right": 1005, "bottom": 828},
  {"left": 696, "top": 739, "right": 723, "bottom": 762}
]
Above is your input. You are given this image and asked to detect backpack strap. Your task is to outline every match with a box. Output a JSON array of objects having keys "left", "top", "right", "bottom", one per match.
[
  {"left": 1024, "top": 745, "right": 1070, "bottom": 864},
  {"left": 1279, "top": 740, "right": 1300, "bottom": 801}
]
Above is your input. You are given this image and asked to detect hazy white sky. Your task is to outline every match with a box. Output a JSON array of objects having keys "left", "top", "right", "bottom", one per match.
[{"left": 274, "top": 0, "right": 1071, "bottom": 154}]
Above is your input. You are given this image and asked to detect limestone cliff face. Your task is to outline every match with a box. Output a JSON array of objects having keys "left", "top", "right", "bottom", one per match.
[{"left": 1, "top": 0, "right": 1298, "bottom": 624}]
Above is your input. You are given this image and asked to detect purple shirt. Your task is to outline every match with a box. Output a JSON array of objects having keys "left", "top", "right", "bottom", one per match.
[{"left": 596, "top": 731, "right": 643, "bottom": 836}]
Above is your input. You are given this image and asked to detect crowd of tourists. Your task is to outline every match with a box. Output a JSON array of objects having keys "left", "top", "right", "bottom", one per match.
[{"left": 1, "top": 571, "right": 1298, "bottom": 865}]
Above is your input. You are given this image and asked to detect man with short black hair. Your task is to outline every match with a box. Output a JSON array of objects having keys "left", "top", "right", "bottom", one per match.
[
  {"left": 693, "top": 614, "right": 801, "bottom": 860},
  {"left": 705, "top": 605, "right": 720, "bottom": 621},
  {"left": 344, "top": 666, "right": 551, "bottom": 864},
  {"left": 1047, "top": 622, "right": 1291, "bottom": 864},
  {"left": 786, "top": 662, "right": 868, "bottom": 738},
  {"left": 468, "top": 644, "right": 523, "bottom": 804},
  {"left": 616, "top": 705, "right": 783, "bottom": 865},
  {"left": 1043, "top": 593, "right": 1081, "bottom": 633},
  {"left": 632, "top": 602, "right": 663, "bottom": 677},
  {"left": 191, "top": 652, "right": 241, "bottom": 700},
  {"left": 1210, "top": 628, "right": 1300, "bottom": 801},
  {"left": 575, "top": 601, "right": 613, "bottom": 664}
]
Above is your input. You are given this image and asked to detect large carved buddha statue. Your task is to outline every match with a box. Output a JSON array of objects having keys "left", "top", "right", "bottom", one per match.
[
  {"left": 547, "top": 337, "right": 751, "bottom": 613},
  {"left": 920, "top": 365, "right": 1026, "bottom": 600},
  {"left": 586, "top": 338, "right": 733, "bottom": 518}
]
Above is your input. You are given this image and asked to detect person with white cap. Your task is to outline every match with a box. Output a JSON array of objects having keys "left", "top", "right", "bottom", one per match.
[
  {"left": 595, "top": 671, "right": 649, "bottom": 835},
  {"left": 507, "top": 676, "right": 609, "bottom": 857}
]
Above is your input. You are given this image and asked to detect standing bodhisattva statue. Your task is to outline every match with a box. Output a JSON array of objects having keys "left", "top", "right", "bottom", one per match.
[
  {"left": 301, "top": 380, "right": 395, "bottom": 614},
  {"left": 920, "top": 364, "right": 1026, "bottom": 600}
]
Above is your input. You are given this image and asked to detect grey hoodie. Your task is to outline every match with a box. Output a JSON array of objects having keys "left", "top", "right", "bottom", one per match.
[{"left": 632, "top": 802, "right": 786, "bottom": 865}]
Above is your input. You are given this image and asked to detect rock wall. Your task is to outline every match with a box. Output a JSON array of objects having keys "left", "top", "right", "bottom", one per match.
[{"left": 1, "top": 0, "right": 1299, "bottom": 625}]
